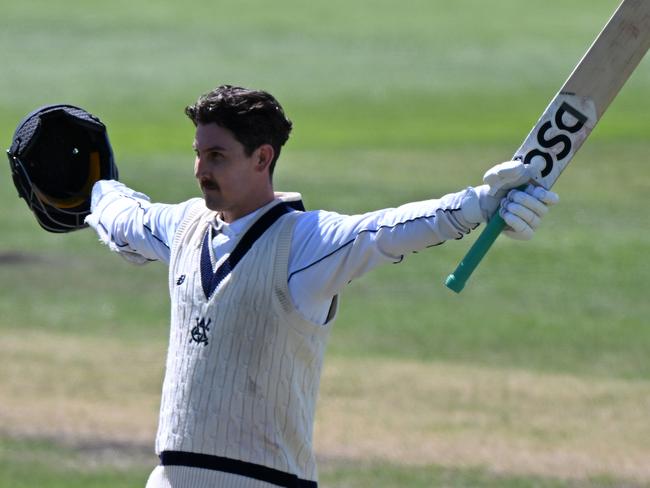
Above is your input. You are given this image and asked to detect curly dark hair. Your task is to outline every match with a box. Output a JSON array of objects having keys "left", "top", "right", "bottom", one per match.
[{"left": 185, "top": 85, "right": 293, "bottom": 176}]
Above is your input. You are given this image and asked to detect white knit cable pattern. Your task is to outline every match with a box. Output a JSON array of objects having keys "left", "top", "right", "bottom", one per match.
[{"left": 153, "top": 202, "right": 331, "bottom": 486}]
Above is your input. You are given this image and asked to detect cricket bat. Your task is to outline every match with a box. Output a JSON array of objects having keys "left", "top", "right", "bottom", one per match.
[{"left": 445, "top": 0, "right": 650, "bottom": 293}]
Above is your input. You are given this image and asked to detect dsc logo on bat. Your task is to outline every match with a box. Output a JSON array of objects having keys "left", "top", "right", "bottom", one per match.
[{"left": 516, "top": 94, "right": 596, "bottom": 183}]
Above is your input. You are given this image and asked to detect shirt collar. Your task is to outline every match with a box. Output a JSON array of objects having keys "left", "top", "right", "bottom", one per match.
[
  {"left": 206, "top": 192, "right": 304, "bottom": 236},
  {"left": 209, "top": 198, "right": 281, "bottom": 237}
]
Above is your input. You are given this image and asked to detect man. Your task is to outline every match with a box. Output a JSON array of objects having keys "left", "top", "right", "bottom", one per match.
[{"left": 85, "top": 85, "right": 558, "bottom": 487}]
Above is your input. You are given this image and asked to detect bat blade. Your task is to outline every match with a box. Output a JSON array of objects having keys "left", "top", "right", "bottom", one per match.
[
  {"left": 445, "top": 0, "right": 650, "bottom": 293},
  {"left": 521, "top": 0, "right": 650, "bottom": 191}
]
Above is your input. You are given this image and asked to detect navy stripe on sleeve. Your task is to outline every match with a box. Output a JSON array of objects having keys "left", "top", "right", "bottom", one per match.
[{"left": 288, "top": 207, "right": 466, "bottom": 282}]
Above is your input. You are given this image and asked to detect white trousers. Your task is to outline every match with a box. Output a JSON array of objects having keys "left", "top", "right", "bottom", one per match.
[{"left": 145, "top": 465, "right": 279, "bottom": 488}]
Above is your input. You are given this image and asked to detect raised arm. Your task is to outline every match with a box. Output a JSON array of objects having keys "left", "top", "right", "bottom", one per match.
[
  {"left": 288, "top": 160, "right": 558, "bottom": 324},
  {"left": 85, "top": 180, "right": 200, "bottom": 265},
  {"left": 290, "top": 187, "right": 481, "bottom": 299}
]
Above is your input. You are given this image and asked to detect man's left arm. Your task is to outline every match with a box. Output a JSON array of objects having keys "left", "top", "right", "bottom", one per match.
[{"left": 288, "top": 160, "right": 558, "bottom": 321}]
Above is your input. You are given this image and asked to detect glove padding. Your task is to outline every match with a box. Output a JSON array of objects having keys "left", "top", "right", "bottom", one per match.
[
  {"left": 483, "top": 159, "right": 538, "bottom": 197},
  {"left": 477, "top": 159, "right": 559, "bottom": 240},
  {"left": 84, "top": 180, "right": 151, "bottom": 265},
  {"left": 500, "top": 184, "right": 559, "bottom": 240}
]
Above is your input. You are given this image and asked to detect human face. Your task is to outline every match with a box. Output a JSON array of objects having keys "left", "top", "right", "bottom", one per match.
[{"left": 193, "top": 123, "right": 274, "bottom": 222}]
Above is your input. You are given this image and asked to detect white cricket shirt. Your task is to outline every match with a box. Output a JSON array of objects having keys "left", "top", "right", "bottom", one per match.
[{"left": 86, "top": 180, "right": 484, "bottom": 324}]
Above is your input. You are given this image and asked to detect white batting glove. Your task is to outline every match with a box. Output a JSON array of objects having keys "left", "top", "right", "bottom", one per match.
[
  {"left": 477, "top": 159, "right": 544, "bottom": 219},
  {"left": 500, "top": 184, "right": 559, "bottom": 240},
  {"left": 474, "top": 159, "right": 558, "bottom": 239},
  {"left": 85, "top": 180, "right": 152, "bottom": 265},
  {"left": 483, "top": 159, "right": 541, "bottom": 196}
]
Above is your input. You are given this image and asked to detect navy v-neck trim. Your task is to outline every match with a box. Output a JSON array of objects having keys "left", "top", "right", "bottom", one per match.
[{"left": 199, "top": 202, "right": 294, "bottom": 300}]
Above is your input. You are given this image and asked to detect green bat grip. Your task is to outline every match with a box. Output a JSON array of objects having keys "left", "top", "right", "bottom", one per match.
[{"left": 445, "top": 215, "right": 506, "bottom": 293}]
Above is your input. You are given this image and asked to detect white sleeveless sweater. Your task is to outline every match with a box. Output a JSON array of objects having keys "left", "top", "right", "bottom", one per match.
[{"left": 154, "top": 199, "right": 333, "bottom": 486}]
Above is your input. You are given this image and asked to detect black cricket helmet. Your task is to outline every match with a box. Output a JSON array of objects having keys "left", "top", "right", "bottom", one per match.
[{"left": 7, "top": 104, "right": 118, "bottom": 233}]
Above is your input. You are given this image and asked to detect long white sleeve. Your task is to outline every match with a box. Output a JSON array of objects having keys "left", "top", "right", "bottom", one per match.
[
  {"left": 288, "top": 187, "right": 483, "bottom": 323},
  {"left": 85, "top": 180, "right": 484, "bottom": 323},
  {"left": 85, "top": 180, "right": 199, "bottom": 264}
]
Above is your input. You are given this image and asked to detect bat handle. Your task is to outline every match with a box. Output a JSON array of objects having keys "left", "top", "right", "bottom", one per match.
[
  {"left": 445, "top": 183, "right": 531, "bottom": 292},
  {"left": 445, "top": 214, "right": 506, "bottom": 293}
]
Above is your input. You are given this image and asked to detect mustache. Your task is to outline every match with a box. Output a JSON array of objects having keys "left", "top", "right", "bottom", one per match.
[{"left": 199, "top": 178, "right": 219, "bottom": 190}]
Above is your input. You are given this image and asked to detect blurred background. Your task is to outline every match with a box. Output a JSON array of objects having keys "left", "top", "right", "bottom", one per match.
[{"left": 1, "top": 1, "right": 649, "bottom": 486}]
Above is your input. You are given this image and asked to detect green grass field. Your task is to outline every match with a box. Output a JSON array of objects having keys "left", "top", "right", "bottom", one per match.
[{"left": 1, "top": 0, "right": 649, "bottom": 486}]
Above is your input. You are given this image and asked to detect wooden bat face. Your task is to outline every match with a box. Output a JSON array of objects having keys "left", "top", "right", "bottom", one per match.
[{"left": 514, "top": 93, "right": 597, "bottom": 189}]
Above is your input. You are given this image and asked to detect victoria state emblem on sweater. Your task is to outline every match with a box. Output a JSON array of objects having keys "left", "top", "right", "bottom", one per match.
[{"left": 190, "top": 317, "right": 211, "bottom": 346}]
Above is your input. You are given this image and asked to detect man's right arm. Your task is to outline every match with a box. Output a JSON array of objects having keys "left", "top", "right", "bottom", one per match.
[{"left": 84, "top": 180, "right": 200, "bottom": 265}]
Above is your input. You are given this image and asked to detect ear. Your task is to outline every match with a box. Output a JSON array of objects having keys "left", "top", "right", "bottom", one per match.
[{"left": 254, "top": 144, "right": 275, "bottom": 174}]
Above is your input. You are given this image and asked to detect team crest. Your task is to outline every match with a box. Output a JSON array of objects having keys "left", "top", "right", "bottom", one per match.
[{"left": 190, "top": 317, "right": 211, "bottom": 346}]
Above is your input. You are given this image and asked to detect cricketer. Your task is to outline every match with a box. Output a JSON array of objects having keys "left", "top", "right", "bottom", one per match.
[{"left": 82, "top": 85, "right": 558, "bottom": 488}]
